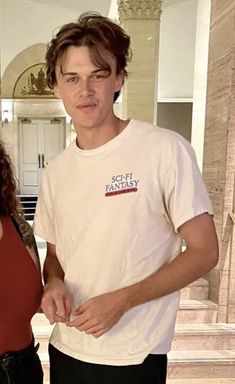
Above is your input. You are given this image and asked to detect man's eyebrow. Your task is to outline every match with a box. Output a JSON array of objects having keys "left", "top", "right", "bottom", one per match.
[
  {"left": 91, "top": 68, "right": 110, "bottom": 73},
  {"left": 61, "top": 71, "right": 78, "bottom": 77},
  {"left": 61, "top": 69, "right": 109, "bottom": 76}
]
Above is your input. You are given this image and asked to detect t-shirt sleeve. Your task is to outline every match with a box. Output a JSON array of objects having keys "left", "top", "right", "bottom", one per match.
[
  {"left": 163, "top": 135, "right": 213, "bottom": 233},
  {"left": 33, "top": 168, "right": 56, "bottom": 244}
]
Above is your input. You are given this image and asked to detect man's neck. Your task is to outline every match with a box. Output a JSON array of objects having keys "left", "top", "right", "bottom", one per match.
[{"left": 75, "top": 117, "right": 128, "bottom": 150}]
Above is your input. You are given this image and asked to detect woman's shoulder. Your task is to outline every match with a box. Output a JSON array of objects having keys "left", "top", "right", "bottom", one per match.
[
  {"left": 13, "top": 214, "right": 41, "bottom": 271},
  {"left": 12, "top": 214, "right": 34, "bottom": 248}
]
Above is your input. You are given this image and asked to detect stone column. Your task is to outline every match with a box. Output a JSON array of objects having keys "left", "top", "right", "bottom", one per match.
[
  {"left": 118, "top": 0, "right": 162, "bottom": 124},
  {"left": 203, "top": 0, "right": 235, "bottom": 322},
  {"left": 191, "top": 0, "right": 211, "bottom": 171}
]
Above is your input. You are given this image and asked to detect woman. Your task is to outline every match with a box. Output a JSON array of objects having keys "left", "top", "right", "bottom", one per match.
[{"left": 0, "top": 141, "right": 43, "bottom": 384}]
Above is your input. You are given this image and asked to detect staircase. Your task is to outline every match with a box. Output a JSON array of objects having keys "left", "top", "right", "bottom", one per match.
[
  {"left": 17, "top": 195, "right": 38, "bottom": 221},
  {"left": 168, "top": 278, "right": 235, "bottom": 383},
  {"left": 31, "top": 278, "right": 235, "bottom": 384}
]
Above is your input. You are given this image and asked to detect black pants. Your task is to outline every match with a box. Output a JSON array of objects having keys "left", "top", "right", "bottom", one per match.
[
  {"left": 0, "top": 342, "right": 43, "bottom": 384},
  {"left": 49, "top": 343, "right": 167, "bottom": 384}
]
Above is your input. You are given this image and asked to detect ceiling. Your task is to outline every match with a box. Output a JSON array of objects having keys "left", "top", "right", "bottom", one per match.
[
  {"left": 162, "top": 0, "right": 188, "bottom": 8},
  {"left": 27, "top": 0, "right": 112, "bottom": 15},
  {"left": 27, "top": 0, "right": 188, "bottom": 16}
]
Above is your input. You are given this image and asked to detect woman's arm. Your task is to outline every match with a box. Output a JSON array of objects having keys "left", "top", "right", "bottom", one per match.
[{"left": 13, "top": 214, "right": 41, "bottom": 271}]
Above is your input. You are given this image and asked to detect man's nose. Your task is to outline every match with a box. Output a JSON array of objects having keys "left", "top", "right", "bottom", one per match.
[{"left": 77, "top": 79, "right": 93, "bottom": 95}]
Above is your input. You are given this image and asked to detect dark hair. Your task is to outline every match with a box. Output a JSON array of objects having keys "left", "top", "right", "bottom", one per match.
[
  {"left": 46, "top": 12, "right": 132, "bottom": 102},
  {"left": 0, "top": 141, "right": 21, "bottom": 216}
]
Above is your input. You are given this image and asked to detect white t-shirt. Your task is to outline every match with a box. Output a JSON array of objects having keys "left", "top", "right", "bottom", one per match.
[{"left": 34, "top": 119, "right": 213, "bottom": 365}]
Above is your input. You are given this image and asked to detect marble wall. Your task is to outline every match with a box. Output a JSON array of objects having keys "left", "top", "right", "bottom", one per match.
[{"left": 203, "top": 0, "right": 235, "bottom": 322}]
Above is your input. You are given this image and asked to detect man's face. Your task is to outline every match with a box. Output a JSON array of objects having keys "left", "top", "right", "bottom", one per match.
[{"left": 54, "top": 45, "right": 123, "bottom": 132}]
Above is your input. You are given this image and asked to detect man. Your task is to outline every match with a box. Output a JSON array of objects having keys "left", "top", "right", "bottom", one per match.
[{"left": 34, "top": 12, "right": 218, "bottom": 384}]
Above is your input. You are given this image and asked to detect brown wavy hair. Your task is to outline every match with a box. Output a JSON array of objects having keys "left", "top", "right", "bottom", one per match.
[
  {"left": 0, "top": 141, "right": 21, "bottom": 216},
  {"left": 46, "top": 12, "right": 131, "bottom": 102}
]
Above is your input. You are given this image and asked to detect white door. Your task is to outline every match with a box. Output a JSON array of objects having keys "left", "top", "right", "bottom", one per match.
[{"left": 19, "top": 118, "right": 64, "bottom": 194}]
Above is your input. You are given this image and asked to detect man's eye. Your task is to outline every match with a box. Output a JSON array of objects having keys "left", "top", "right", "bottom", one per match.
[
  {"left": 91, "top": 75, "right": 103, "bottom": 80},
  {"left": 67, "top": 77, "right": 78, "bottom": 83},
  {"left": 91, "top": 72, "right": 109, "bottom": 81}
]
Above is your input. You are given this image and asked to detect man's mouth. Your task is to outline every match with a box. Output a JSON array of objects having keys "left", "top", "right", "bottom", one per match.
[{"left": 77, "top": 102, "right": 97, "bottom": 109}]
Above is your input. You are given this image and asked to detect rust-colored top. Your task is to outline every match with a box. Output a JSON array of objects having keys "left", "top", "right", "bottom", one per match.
[{"left": 0, "top": 216, "right": 43, "bottom": 354}]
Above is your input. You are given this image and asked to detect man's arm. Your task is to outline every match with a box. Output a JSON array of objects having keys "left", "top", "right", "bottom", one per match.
[
  {"left": 41, "top": 242, "right": 72, "bottom": 324},
  {"left": 123, "top": 213, "right": 218, "bottom": 307},
  {"left": 67, "top": 213, "right": 218, "bottom": 337}
]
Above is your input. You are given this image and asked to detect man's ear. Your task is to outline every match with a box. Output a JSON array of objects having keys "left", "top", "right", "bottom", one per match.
[
  {"left": 115, "top": 71, "right": 125, "bottom": 93},
  {"left": 53, "top": 85, "right": 61, "bottom": 99}
]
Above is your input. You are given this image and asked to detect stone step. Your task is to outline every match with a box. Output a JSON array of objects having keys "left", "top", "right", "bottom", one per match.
[
  {"left": 172, "top": 323, "right": 235, "bottom": 350},
  {"left": 168, "top": 350, "right": 235, "bottom": 379},
  {"left": 180, "top": 278, "right": 209, "bottom": 300},
  {"left": 176, "top": 299, "right": 217, "bottom": 323}
]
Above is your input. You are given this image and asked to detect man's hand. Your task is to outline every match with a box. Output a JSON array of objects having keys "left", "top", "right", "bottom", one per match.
[
  {"left": 41, "top": 277, "right": 72, "bottom": 324},
  {"left": 67, "top": 289, "right": 128, "bottom": 338}
]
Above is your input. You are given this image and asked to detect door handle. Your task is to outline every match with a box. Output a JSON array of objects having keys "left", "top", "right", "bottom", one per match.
[
  {"left": 38, "top": 154, "right": 41, "bottom": 168},
  {"left": 42, "top": 154, "right": 48, "bottom": 168}
]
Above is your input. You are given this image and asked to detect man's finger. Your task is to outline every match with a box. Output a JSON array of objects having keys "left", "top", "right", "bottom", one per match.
[
  {"left": 84, "top": 323, "right": 101, "bottom": 334},
  {"left": 54, "top": 296, "right": 66, "bottom": 318},
  {"left": 41, "top": 297, "right": 56, "bottom": 324},
  {"left": 66, "top": 318, "right": 86, "bottom": 328},
  {"left": 77, "top": 319, "right": 100, "bottom": 332},
  {"left": 54, "top": 314, "right": 67, "bottom": 323},
  {"left": 64, "top": 295, "right": 72, "bottom": 321},
  {"left": 91, "top": 328, "right": 109, "bottom": 338}
]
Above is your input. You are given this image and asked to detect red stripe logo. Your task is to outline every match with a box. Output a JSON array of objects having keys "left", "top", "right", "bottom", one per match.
[{"left": 105, "top": 188, "right": 138, "bottom": 197}]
